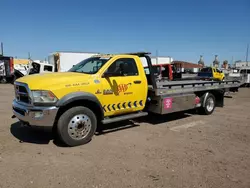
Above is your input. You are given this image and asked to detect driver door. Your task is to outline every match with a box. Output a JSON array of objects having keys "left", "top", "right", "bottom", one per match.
[{"left": 100, "top": 57, "right": 147, "bottom": 117}]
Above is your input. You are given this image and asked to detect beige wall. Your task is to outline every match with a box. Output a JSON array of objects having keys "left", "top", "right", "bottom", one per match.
[{"left": 13, "top": 59, "right": 29, "bottom": 65}]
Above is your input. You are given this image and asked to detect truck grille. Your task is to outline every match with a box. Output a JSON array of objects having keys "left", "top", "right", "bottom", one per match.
[{"left": 14, "top": 83, "right": 31, "bottom": 104}]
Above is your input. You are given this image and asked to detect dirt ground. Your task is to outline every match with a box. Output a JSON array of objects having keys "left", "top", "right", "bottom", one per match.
[{"left": 0, "top": 84, "right": 250, "bottom": 188}]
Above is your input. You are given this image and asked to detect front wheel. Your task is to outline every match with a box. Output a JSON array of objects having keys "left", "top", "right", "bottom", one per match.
[
  {"left": 57, "top": 106, "right": 97, "bottom": 147},
  {"left": 0, "top": 77, "right": 7, "bottom": 84}
]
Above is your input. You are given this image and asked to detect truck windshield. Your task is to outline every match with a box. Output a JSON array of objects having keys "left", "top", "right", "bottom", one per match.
[{"left": 68, "top": 57, "right": 110, "bottom": 74}]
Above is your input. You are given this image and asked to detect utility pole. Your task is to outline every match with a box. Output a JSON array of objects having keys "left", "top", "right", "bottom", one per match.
[
  {"left": 231, "top": 56, "right": 234, "bottom": 68},
  {"left": 246, "top": 43, "right": 249, "bottom": 63},
  {"left": 1, "top": 42, "right": 3, "bottom": 56},
  {"left": 156, "top": 50, "right": 158, "bottom": 65}
]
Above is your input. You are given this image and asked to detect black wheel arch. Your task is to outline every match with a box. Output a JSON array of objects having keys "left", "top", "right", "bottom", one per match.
[{"left": 55, "top": 92, "right": 104, "bottom": 125}]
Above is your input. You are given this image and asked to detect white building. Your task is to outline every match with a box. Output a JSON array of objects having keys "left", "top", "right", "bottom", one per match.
[{"left": 235, "top": 61, "right": 250, "bottom": 68}]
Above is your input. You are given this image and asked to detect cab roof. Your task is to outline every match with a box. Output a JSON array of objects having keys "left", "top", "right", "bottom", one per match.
[{"left": 91, "top": 52, "right": 151, "bottom": 58}]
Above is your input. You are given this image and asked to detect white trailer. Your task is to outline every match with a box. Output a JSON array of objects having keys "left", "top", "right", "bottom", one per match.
[
  {"left": 48, "top": 51, "right": 100, "bottom": 72},
  {"left": 140, "top": 56, "right": 173, "bottom": 67}
]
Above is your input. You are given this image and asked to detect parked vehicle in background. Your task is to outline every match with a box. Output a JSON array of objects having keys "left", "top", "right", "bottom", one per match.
[
  {"left": 144, "top": 63, "right": 182, "bottom": 81},
  {"left": 224, "top": 67, "right": 250, "bottom": 87},
  {"left": 198, "top": 67, "right": 225, "bottom": 81},
  {"left": 27, "top": 61, "right": 54, "bottom": 75},
  {"left": 238, "top": 67, "right": 250, "bottom": 86},
  {"left": 14, "top": 64, "right": 29, "bottom": 76},
  {"left": 144, "top": 62, "right": 200, "bottom": 81},
  {"left": 12, "top": 52, "right": 240, "bottom": 147},
  {"left": 0, "top": 56, "right": 15, "bottom": 83}
]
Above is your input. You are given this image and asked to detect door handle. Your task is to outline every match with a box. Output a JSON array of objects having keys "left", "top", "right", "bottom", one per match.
[{"left": 134, "top": 80, "right": 141, "bottom": 84}]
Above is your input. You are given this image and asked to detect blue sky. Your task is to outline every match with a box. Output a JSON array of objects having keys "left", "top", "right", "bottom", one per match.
[{"left": 1, "top": 0, "right": 250, "bottom": 65}]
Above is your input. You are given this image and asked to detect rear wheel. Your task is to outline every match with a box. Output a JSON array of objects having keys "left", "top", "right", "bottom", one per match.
[
  {"left": 57, "top": 106, "right": 97, "bottom": 147},
  {"left": 199, "top": 93, "right": 216, "bottom": 115}
]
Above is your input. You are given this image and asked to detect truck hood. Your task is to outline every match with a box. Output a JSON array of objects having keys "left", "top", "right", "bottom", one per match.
[{"left": 15, "top": 72, "right": 92, "bottom": 90}]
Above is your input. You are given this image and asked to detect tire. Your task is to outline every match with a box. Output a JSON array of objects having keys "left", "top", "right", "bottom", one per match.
[
  {"left": 57, "top": 106, "right": 97, "bottom": 147},
  {"left": 0, "top": 77, "right": 7, "bottom": 84},
  {"left": 199, "top": 93, "right": 216, "bottom": 115}
]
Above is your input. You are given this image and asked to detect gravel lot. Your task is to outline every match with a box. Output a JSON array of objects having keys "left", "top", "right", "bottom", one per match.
[{"left": 0, "top": 84, "right": 250, "bottom": 188}]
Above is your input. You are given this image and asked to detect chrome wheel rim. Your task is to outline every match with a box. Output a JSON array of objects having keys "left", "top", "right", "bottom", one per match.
[
  {"left": 68, "top": 114, "right": 92, "bottom": 140},
  {"left": 206, "top": 98, "right": 214, "bottom": 112}
]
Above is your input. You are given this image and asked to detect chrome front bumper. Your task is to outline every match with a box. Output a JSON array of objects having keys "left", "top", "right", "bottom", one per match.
[{"left": 12, "top": 99, "right": 59, "bottom": 127}]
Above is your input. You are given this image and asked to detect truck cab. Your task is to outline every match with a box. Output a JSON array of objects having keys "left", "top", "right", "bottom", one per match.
[
  {"left": 13, "top": 53, "right": 150, "bottom": 146},
  {"left": 27, "top": 61, "right": 54, "bottom": 75}
]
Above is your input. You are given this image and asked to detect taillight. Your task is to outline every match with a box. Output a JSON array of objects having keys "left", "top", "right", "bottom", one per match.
[
  {"left": 195, "top": 96, "right": 200, "bottom": 104},
  {"left": 10, "top": 57, "right": 14, "bottom": 74}
]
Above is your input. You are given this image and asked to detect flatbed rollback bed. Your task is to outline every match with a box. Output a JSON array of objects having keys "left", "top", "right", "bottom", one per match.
[
  {"left": 145, "top": 79, "right": 239, "bottom": 115},
  {"left": 102, "top": 52, "right": 239, "bottom": 123}
]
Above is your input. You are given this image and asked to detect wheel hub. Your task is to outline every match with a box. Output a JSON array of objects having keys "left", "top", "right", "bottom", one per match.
[
  {"left": 68, "top": 114, "right": 92, "bottom": 140},
  {"left": 206, "top": 97, "right": 214, "bottom": 112}
]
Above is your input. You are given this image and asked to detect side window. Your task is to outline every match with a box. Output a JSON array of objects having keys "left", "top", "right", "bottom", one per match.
[
  {"left": 107, "top": 58, "right": 138, "bottom": 76},
  {"left": 44, "top": 65, "right": 53, "bottom": 72},
  {"left": 240, "top": 69, "right": 246, "bottom": 74},
  {"left": 216, "top": 69, "right": 221, "bottom": 73},
  {"left": 144, "top": 67, "right": 150, "bottom": 75},
  {"left": 30, "top": 63, "right": 40, "bottom": 74}
]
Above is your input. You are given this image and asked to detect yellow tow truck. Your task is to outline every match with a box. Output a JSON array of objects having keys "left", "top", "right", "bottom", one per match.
[
  {"left": 198, "top": 67, "right": 225, "bottom": 81},
  {"left": 12, "top": 52, "right": 240, "bottom": 146}
]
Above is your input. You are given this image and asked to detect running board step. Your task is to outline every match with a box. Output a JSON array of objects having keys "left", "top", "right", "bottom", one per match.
[{"left": 102, "top": 112, "right": 148, "bottom": 124}]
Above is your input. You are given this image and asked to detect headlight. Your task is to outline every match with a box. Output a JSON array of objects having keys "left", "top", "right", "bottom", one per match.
[{"left": 32, "top": 90, "right": 58, "bottom": 103}]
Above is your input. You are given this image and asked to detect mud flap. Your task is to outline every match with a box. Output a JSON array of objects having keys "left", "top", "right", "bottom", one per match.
[{"left": 216, "top": 91, "right": 224, "bottom": 107}]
